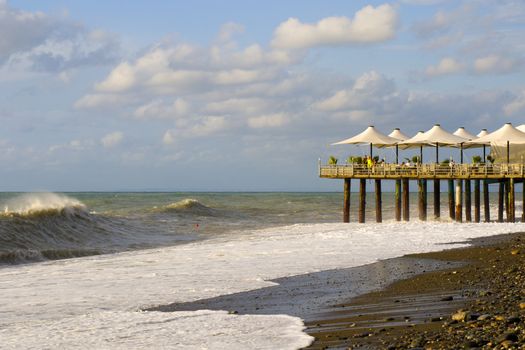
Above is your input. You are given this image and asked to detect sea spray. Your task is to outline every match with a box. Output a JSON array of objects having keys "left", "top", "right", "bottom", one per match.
[
  {"left": 3, "top": 192, "right": 85, "bottom": 216},
  {"left": 0, "top": 193, "right": 202, "bottom": 264}
]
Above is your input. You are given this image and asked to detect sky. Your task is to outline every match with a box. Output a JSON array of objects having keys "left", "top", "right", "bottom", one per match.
[{"left": 1, "top": 0, "right": 525, "bottom": 191}]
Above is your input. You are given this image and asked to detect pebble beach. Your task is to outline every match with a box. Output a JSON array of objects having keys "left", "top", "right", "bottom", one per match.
[{"left": 306, "top": 232, "right": 525, "bottom": 349}]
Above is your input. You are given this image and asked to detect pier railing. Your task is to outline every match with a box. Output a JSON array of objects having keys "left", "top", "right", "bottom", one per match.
[{"left": 319, "top": 163, "right": 525, "bottom": 179}]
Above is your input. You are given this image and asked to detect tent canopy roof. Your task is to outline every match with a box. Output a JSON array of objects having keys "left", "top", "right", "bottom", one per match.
[
  {"left": 332, "top": 125, "right": 398, "bottom": 146},
  {"left": 477, "top": 129, "right": 489, "bottom": 137},
  {"left": 388, "top": 128, "right": 410, "bottom": 141},
  {"left": 453, "top": 127, "right": 477, "bottom": 140},
  {"left": 400, "top": 124, "right": 467, "bottom": 146},
  {"left": 467, "top": 123, "right": 525, "bottom": 145}
]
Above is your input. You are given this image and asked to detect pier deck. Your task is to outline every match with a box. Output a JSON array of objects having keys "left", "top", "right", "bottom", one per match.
[
  {"left": 319, "top": 163, "right": 525, "bottom": 180},
  {"left": 319, "top": 162, "right": 524, "bottom": 223}
]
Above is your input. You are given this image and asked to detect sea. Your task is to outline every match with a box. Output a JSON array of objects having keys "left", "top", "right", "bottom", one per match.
[{"left": 1, "top": 191, "right": 525, "bottom": 349}]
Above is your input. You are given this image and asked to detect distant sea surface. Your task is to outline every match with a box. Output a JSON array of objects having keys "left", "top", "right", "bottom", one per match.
[
  {"left": 0, "top": 192, "right": 344, "bottom": 264},
  {"left": 0, "top": 191, "right": 518, "bottom": 265}
]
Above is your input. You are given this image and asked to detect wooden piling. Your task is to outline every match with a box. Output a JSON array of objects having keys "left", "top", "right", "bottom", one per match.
[
  {"left": 455, "top": 179, "right": 463, "bottom": 222},
  {"left": 522, "top": 181, "right": 525, "bottom": 222},
  {"left": 375, "top": 179, "right": 382, "bottom": 223},
  {"left": 395, "top": 180, "right": 401, "bottom": 221},
  {"left": 483, "top": 180, "right": 490, "bottom": 222},
  {"left": 498, "top": 182, "right": 504, "bottom": 223},
  {"left": 433, "top": 179, "right": 440, "bottom": 220},
  {"left": 505, "top": 180, "right": 510, "bottom": 220},
  {"left": 509, "top": 179, "right": 515, "bottom": 223},
  {"left": 359, "top": 179, "right": 366, "bottom": 223},
  {"left": 418, "top": 179, "right": 427, "bottom": 221},
  {"left": 448, "top": 180, "right": 455, "bottom": 220},
  {"left": 343, "top": 178, "right": 350, "bottom": 223},
  {"left": 465, "top": 180, "right": 472, "bottom": 222},
  {"left": 402, "top": 178, "right": 410, "bottom": 221},
  {"left": 474, "top": 179, "right": 480, "bottom": 223}
]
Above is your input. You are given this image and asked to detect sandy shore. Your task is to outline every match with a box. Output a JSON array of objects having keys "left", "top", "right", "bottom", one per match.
[{"left": 306, "top": 232, "right": 525, "bottom": 349}]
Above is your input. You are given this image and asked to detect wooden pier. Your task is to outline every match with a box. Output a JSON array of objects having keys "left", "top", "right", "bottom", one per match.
[{"left": 319, "top": 163, "right": 524, "bottom": 223}]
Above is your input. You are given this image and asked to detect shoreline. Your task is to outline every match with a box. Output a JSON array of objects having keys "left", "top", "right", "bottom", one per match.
[
  {"left": 147, "top": 230, "right": 525, "bottom": 349},
  {"left": 305, "top": 232, "right": 525, "bottom": 349}
]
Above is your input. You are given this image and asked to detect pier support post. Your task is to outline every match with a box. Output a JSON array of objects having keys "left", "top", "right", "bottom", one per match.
[
  {"left": 507, "top": 179, "right": 516, "bottom": 222},
  {"left": 455, "top": 180, "right": 463, "bottom": 222},
  {"left": 395, "top": 180, "right": 401, "bottom": 221},
  {"left": 402, "top": 178, "right": 410, "bottom": 221},
  {"left": 448, "top": 179, "right": 455, "bottom": 220},
  {"left": 474, "top": 179, "right": 480, "bottom": 223},
  {"left": 433, "top": 179, "right": 440, "bottom": 220},
  {"left": 498, "top": 182, "right": 504, "bottom": 223},
  {"left": 505, "top": 180, "right": 510, "bottom": 220},
  {"left": 418, "top": 179, "right": 427, "bottom": 221},
  {"left": 465, "top": 180, "right": 472, "bottom": 222},
  {"left": 483, "top": 180, "right": 490, "bottom": 222},
  {"left": 522, "top": 181, "right": 525, "bottom": 222},
  {"left": 343, "top": 179, "right": 351, "bottom": 223},
  {"left": 359, "top": 179, "right": 366, "bottom": 223},
  {"left": 375, "top": 179, "right": 382, "bottom": 223}
]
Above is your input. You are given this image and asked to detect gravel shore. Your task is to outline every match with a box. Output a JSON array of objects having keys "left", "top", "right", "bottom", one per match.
[{"left": 305, "top": 232, "right": 525, "bottom": 349}]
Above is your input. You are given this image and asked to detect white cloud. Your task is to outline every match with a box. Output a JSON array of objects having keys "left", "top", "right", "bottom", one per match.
[
  {"left": 248, "top": 113, "right": 289, "bottom": 128},
  {"left": 425, "top": 57, "right": 463, "bottom": 77},
  {"left": 101, "top": 131, "right": 124, "bottom": 148},
  {"left": 271, "top": 4, "right": 398, "bottom": 49},
  {"left": 74, "top": 93, "right": 129, "bottom": 109},
  {"left": 216, "top": 22, "right": 244, "bottom": 43},
  {"left": 473, "top": 55, "right": 520, "bottom": 74},
  {"left": 186, "top": 116, "right": 227, "bottom": 137},
  {"left": 134, "top": 98, "right": 189, "bottom": 120},
  {"left": 204, "top": 98, "right": 269, "bottom": 115},
  {"left": 401, "top": 0, "right": 450, "bottom": 4},
  {"left": 504, "top": 90, "right": 525, "bottom": 116},
  {"left": 96, "top": 62, "right": 136, "bottom": 92},
  {"left": 0, "top": 1, "right": 119, "bottom": 72},
  {"left": 162, "top": 130, "right": 176, "bottom": 145},
  {"left": 314, "top": 71, "right": 398, "bottom": 112}
]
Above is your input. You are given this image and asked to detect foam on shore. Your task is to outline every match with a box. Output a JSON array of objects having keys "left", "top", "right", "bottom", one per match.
[{"left": 1, "top": 221, "right": 525, "bottom": 349}]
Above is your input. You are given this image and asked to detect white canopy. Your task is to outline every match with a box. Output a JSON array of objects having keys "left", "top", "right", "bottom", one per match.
[
  {"left": 388, "top": 128, "right": 410, "bottom": 141},
  {"left": 517, "top": 124, "right": 525, "bottom": 133},
  {"left": 477, "top": 129, "right": 489, "bottom": 137},
  {"left": 468, "top": 123, "right": 525, "bottom": 145},
  {"left": 467, "top": 123, "right": 525, "bottom": 163},
  {"left": 454, "top": 127, "right": 482, "bottom": 150},
  {"left": 400, "top": 124, "right": 467, "bottom": 146},
  {"left": 332, "top": 125, "right": 398, "bottom": 146},
  {"left": 453, "top": 127, "right": 477, "bottom": 140}
]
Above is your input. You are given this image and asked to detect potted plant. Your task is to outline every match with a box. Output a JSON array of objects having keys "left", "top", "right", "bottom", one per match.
[
  {"left": 328, "top": 156, "right": 338, "bottom": 165},
  {"left": 472, "top": 155, "right": 482, "bottom": 164}
]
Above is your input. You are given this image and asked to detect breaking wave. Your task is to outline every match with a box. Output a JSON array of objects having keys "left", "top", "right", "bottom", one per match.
[
  {"left": 0, "top": 193, "right": 144, "bottom": 265},
  {"left": 163, "top": 199, "right": 219, "bottom": 216}
]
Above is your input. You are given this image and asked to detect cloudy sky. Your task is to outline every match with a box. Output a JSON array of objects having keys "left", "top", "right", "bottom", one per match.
[{"left": 1, "top": 0, "right": 524, "bottom": 191}]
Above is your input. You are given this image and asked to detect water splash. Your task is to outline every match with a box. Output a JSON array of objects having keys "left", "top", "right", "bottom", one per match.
[{"left": 3, "top": 193, "right": 86, "bottom": 216}]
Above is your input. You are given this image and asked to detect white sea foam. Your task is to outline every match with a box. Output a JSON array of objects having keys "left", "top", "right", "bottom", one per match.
[
  {"left": 2, "top": 192, "right": 85, "bottom": 215},
  {"left": 1, "top": 221, "right": 524, "bottom": 349}
]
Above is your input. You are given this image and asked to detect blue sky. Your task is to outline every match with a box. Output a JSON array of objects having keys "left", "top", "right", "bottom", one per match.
[{"left": 1, "top": 0, "right": 525, "bottom": 191}]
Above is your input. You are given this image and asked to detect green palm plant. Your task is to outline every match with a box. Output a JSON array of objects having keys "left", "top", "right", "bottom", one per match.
[
  {"left": 328, "top": 155, "right": 338, "bottom": 165},
  {"left": 472, "top": 155, "right": 482, "bottom": 164}
]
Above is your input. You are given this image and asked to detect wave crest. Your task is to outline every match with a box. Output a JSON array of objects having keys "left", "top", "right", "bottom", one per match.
[
  {"left": 164, "top": 199, "right": 217, "bottom": 216},
  {"left": 3, "top": 193, "right": 87, "bottom": 217}
]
